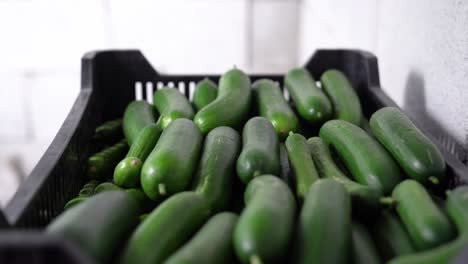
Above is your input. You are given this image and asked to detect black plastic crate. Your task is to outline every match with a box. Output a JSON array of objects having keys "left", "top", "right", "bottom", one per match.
[
  {"left": 1, "top": 49, "right": 467, "bottom": 262},
  {"left": 0, "top": 211, "right": 7, "bottom": 228},
  {"left": 0, "top": 231, "right": 94, "bottom": 264}
]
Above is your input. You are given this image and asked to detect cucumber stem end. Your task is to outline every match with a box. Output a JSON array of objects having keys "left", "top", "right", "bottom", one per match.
[{"left": 379, "top": 197, "right": 398, "bottom": 206}]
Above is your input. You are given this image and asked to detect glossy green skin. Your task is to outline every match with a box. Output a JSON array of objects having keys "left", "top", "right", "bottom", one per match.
[
  {"left": 392, "top": 180, "right": 455, "bottom": 251},
  {"left": 285, "top": 133, "right": 319, "bottom": 200},
  {"left": 236, "top": 117, "right": 280, "bottom": 184},
  {"left": 193, "top": 78, "right": 217, "bottom": 111},
  {"left": 373, "top": 210, "right": 415, "bottom": 260},
  {"left": 194, "top": 68, "right": 251, "bottom": 134},
  {"left": 123, "top": 100, "right": 157, "bottom": 145},
  {"left": 154, "top": 87, "right": 194, "bottom": 129},
  {"left": 388, "top": 186, "right": 468, "bottom": 264},
  {"left": 48, "top": 191, "right": 140, "bottom": 263},
  {"left": 114, "top": 124, "right": 162, "bottom": 188},
  {"left": 308, "top": 137, "right": 382, "bottom": 211},
  {"left": 284, "top": 68, "right": 332, "bottom": 124},
  {"left": 234, "top": 175, "right": 296, "bottom": 264},
  {"left": 94, "top": 182, "right": 122, "bottom": 193},
  {"left": 351, "top": 221, "right": 382, "bottom": 264},
  {"left": 194, "top": 126, "right": 241, "bottom": 212},
  {"left": 94, "top": 118, "right": 123, "bottom": 141},
  {"left": 141, "top": 119, "right": 202, "bottom": 200},
  {"left": 319, "top": 120, "right": 402, "bottom": 194},
  {"left": 114, "top": 157, "right": 143, "bottom": 188},
  {"left": 252, "top": 79, "right": 299, "bottom": 140},
  {"left": 126, "top": 123, "right": 162, "bottom": 159},
  {"left": 165, "top": 212, "right": 238, "bottom": 264},
  {"left": 295, "top": 179, "right": 351, "bottom": 264},
  {"left": 64, "top": 196, "right": 88, "bottom": 210},
  {"left": 120, "top": 192, "right": 211, "bottom": 264},
  {"left": 320, "top": 69, "right": 362, "bottom": 125},
  {"left": 370, "top": 107, "right": 446, "bottom": 184},
  {"left": 87, "top": 140, "right": 128, "bottom": 180}
]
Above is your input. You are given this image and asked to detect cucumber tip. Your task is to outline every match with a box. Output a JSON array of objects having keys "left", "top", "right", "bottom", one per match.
[
  {"left": 250, "top": 255, "right": 263, "bottom": 264},
  {"left": 379, "top": 197, "right": 398, "bottom": 206},
  {"left": 158, "top": 184, "right": 167, "bottom": 196},
  {"left": 429, "top": 176, "right": 440, "bottom": 185}
]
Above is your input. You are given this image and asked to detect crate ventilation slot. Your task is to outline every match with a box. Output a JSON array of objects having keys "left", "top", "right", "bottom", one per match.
[{"left": 134, "top": 81, "right": 197, "bottom": 102}]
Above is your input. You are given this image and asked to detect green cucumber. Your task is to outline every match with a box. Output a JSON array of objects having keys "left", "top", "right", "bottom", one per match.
[
  {"left": 285, "top": 133, "right": 319, "bottom": 200},
  {"left": 320, "top": 69, "right": 362, "bottom": 125},
  {"left": 392, "top": 179, "right": 455, "bottom": 250},
  {"left": 120, "top": 192, "right": 211, "bottom": 264},
  {"left": 308, "top": 137, "right": 386, "bottom": 211},
  {"left": 194, "top": 68, "right": 251, "bottom": 134},
  {"left": 154, "top": 87, "right": 194, "bottom": 129},
  {"left": 64, "top": 196, "right": 88, "bottom": 210},
  {"left": 194, "top": 126, "right": 241, "bottom": 212},
  {"left": 94, "top": 182, "right": 122, "bottom": 193},
  {"left": 279, "top": 143, "right": 293, "bottom": 188},
  {"left": 114, "top": 124, "right": 162, "bottom": 188},
  {"left": 252, "top": 79, "right": 299, "bottom": 139},
  {"left": 373, "top": 210, "right": 415, "bottom": 260},
  {"left": 236, "top": 117, "right": 280, "bottom": 184},
  {"left": 123, "top": 100, "right": 157, "bottom": 145},
  {"left": 141, "top": 119, "right": 202, "bottom": 200},
  {"left": 87, "top": 140, "right": 128, "bottom": 180},
  {"left": 233, "top": 175, "right": 296, "bottom": 264},
  {"left": 294, "top": 179, "right": 351, "bottom": 264},
  {"left": 370, "top": 107, "right": 445, "bottom": 184},
  {"left": 193, "top": 78, "right": 217, "bottom": 111},
  {"left": 48, "top": 191, "right": 140, "bottom": 263},
  {"left": 125, "top": 188, "right": 155, "bottom": 212},
  {"left": 126, "top": 123, "right": 162, "bottom": 159},
  {"left": 78, "top": 187, "right": 94, "bottom": 197},
  {"left": 388, "top": 186, "right": 468, "bottom": 264},
  {"left": 77, "top": 180, "right": 99, "bottom": 197},
  {"left": 165, "top": 212, "right": 238, "bottom": 264},
  {"left": 93, "top": 118, "right": 123, "bottom": 142},
  {"left": 82, "top": 180, "right": 99, "bottom": 189},
  {"left": 351, "top": 221, "right": 382, "bottom": 264},
  {"left": 284, "top": 68, "right": 332, "bottom": 124},
  {"left": 319, "top": 120, "right": 402, "bottom": 194},
  {"left": 113, "top": 157, "right": 143, "bottom": 188}
]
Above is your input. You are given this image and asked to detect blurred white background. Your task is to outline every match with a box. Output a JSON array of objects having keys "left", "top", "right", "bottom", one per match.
[{"left": 0, "top": 0, "right": 467, "bottom": 205}]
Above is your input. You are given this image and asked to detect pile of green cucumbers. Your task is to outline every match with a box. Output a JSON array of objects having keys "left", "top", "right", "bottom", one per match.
[{"left": 46, "top": 67, "right": 468, "bottom": 264}]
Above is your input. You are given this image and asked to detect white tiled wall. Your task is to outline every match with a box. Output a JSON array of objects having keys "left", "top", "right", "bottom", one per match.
[
  {"left": 109, "top": 0, "right": 250, "bottom": 73},
  {"left": 299, "top": 0, "right": 377, "bottom": 63},
  {"left": 251, "top": 0, "right": 299, "bottom": 72}
]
